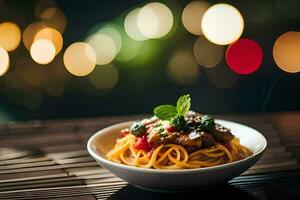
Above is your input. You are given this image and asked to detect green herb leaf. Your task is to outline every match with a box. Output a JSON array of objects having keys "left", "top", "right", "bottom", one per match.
[
  {"left": 176, "top": 94, "right": 191, "bottom": 116},
  {"left": 170, "top": 115, "right": 187, "bottom": 131},
  {"left": 130, "top": 122, "right": 146, "bottom": 136},
  {"left": 159, "top": 131, "right": 167, "bottom": 138},
  {"left": 200, "top": 115, "right": 215, "bottom": 132},
  {"left": 154, "top": 105, "right": 177, "bottom": 120}
]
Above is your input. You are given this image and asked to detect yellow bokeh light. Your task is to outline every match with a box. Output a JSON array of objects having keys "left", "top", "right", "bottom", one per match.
[
  {"left": 0, "top": 47, "right": 9, "bottom": 76},
  {"left": 40, "top": 7, "right": 67, "bottom": 33},
  {"left": 0, "top": 22, "right": 21, "bottom": 51},
  {"left": 34, "top": 27, "right": 63, "bottom": 55},
  {"left": 193, "top": 37, "right": 223, "bottom": 68},
  {"left": 89, "top": 64, "right": 119, "bottom": 90},
  {"left": 23, "top": 22, "right": 47, "bottom": 50},
  {"left": 63, "top": 42, "right": 96, "bottom": 76},
  {"left": 137, "top": 2, "right": 173, "bottom": 39},
  {"left": 201, "top": 3, "right": 244, "bottom": 45},
  {"left": 273, "top": 31, "right": 300, "bottom": 73},
  {"left": 182, "top": 1, "right": 210, "bottom": 35},
  {"left": 30, "top": 39, "right": 56, "bottom": 65},
  {"left": 124, "top": 8, "right": 147, "bottom": 41},
  {"left": 167, "top": 49, "right": 199, "bottom": 85},
  {"left": 86, "top": 34, "right": 117, "bottom": 65}
]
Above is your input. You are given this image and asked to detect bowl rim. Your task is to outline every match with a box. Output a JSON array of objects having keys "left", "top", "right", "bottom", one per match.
[{"left": 87, "top": 119, "right": 267, "bottom": 174}]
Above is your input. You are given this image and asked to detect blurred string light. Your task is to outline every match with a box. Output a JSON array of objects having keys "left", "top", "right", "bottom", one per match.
[
  {"left": 39, "top": 7, "right": 67, "bottom": 33},
  {"left": 0, "top": 22, "right": 21, "bottom": 51},
  {"left": 182, "top": 1, "right": 210, "bottom": 35},
  {"left": 167, "top": 49, "right": 199, "bottom": 85},
  {"left": 22, "top": 22, "right": 47, "bottom": 50},
  {"left": 193, "top": 37, "right": 223, "bottom": 68},
  {"left": 34, "top": 27, "right": 63, "bottom": 55},
  {"left": 226, "top": 38, "right": 263, "bottom": 75},
  {"left": 63, "top": 42, "right": 96, "bottom": 76},
  {"left": 30, "top": 39, "right": 56, "bottom": 65},
  {"left": 0, "top": 47, "right": 9, "bottom": 76},
  {"left": 201, "top": 3, "right": 244, "bottom": 45},
  {"left": 273, "top": 31, "right": 300, "bottom": 73},
  {"left": 124, "top": 8, "right": 147, "bottom": 41},
  {"left": 86, "top": 34, "right": 117, "bottom": 65},
  {"left": 137, "top": 2, "right": 173, "bottom": 39},
  {"left": 206, "top": 65, "right": 238, "bottom": 89},
  {"left": 89, "top": 64, "right": 119, "bottom": 90}
]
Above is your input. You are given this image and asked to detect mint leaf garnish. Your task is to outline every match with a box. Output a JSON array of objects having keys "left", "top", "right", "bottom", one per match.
[
  {"left": 176, "top": 94, "right": 191, "bottom": 116},
  {"left": 153, "top": 105, "right": 177, "bottom": 120}
]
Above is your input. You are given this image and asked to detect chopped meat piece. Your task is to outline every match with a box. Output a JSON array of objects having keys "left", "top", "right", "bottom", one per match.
[
  {"left": 201, "top": 132, "right": 217, "bottom": 147},
  {"left": 211, "top": 123, "right": 234, "bottom": 143},
  {"left": 175, "top": 134, "right": 202, "bottom": 148}
]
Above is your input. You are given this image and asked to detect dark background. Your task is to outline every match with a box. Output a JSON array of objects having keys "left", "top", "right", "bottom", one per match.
[{"left": 0, "top": 0, "right": 299, "bottom": 122}]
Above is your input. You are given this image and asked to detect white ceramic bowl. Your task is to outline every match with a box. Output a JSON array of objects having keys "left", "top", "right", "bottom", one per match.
[{"left": 87, "top": 120, "right": 267, "bottom": 191}]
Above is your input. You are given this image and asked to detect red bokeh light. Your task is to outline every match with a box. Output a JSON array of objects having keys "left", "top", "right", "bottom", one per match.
[{"left": 226, "top": 38, "right": 263, "bottom": 75}]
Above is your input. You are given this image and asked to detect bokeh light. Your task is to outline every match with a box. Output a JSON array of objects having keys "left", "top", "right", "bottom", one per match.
[
  {"left": 273, "top": 31, "right": 300, "bottom": 73},
  {"left": 206, "top": 65, "right": 238, "bottom": 89},
  {"left": 182, "top": 1, "right": 210, "bottom": 36},
  {"left": 0, "top": 47, "right": 9, "bottom": 76},
  {"left": 98, "top": 25, "right": 122, "bottom": 53},
  {"left": 124, "top": 8, "right": 147, "bottom": 41},
  {"left": 0, "top": 22, "right": 21, "bottom": 51},
  {"left": 115, "top": 34, "right": 142, "bottom": 62},
  {"left": 137, "top": 2, "right": 173, "bottom": 39},
  {"left": 63, "top": 42, "right": 96, "bottom": 76},
  {"left": 35, "top": 0, "right": 57, "bottom": 17},
  {"left": 193, "top": 37, "right": 223, "bottom": 68},
  {"left": 34, "top": 27, "right": 63, "bottom": 55},
  {"left": 226, "top": 38, "right": 263, "bottom": 74},
  {"left": 86, "top": 34, "right": 117, "bottom": 65},
  {"left": 23, "top": 22, "right": 47, "bottom": 50},
  {"left": 40, "top": 7, "right": 67, "bottom": 33},
  {"left": 30, "top": 39, "right": 56, "bottom": 65},
  {"left": 89, "top": 64, "right": 119, "bottom": 90},
  {"left": 167, "top": 49, "right": 200, "bottom": 85},
  {"left": 201, "top": 3, "right": 244, "bottom": 45}
]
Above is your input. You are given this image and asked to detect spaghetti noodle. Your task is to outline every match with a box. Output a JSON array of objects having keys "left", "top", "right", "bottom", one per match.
[{"left": 106, "top": 134, "right": 252, "bottom": 169}]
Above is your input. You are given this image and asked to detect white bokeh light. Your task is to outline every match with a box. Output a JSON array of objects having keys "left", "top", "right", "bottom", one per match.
[
  {"left": 124, "top": 8, "right": 147, "bottom": 41},
  {"left": 86, "top": 34, "right": 117, "bottom": 65},
  {"left": 0, "top": 47, "right": 9, "bottom": 76},
  {"left": 201, "top": 3, "right": 244, "bottom": 45},
  {"left": 30, "top": 39, "right": 56, "bottom": 65},
  {"left": 137, "top": 2, "right": 173, "bottom": 39}
]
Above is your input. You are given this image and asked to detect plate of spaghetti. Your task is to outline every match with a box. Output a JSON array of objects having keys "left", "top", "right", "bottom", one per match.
[{"left": 87, "top": 94, "right": 267, "bottom": 191}]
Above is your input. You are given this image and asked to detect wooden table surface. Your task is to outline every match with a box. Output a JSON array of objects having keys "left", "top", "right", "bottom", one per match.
[{"left": 0, "top": 112, "right": 300, "bottom": 200}]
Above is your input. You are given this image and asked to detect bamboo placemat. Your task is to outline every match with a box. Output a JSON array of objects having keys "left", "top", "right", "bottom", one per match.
[{"left": 0, "top": 113, "right": 300, "bottom": 200}]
